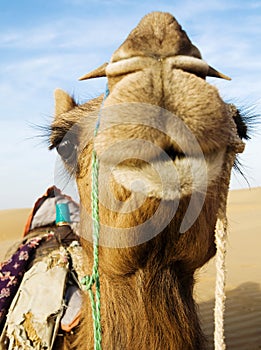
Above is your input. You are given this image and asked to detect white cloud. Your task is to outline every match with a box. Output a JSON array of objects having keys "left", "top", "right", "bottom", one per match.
[
  {"left": 0, "top": 121, "right": 54, "bottom": 209},
  {"left": 0, "top": 15, "right": 134, "bottom": 51}
]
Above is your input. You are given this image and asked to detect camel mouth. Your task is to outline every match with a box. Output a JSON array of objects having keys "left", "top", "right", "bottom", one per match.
[{"left": 110, "top": 148, "right": 225, "bottom": 200}]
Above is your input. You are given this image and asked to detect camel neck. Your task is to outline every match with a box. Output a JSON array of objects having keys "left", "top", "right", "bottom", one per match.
[{"left": 78, "top": 262, "right": 206, "bottom": 350}]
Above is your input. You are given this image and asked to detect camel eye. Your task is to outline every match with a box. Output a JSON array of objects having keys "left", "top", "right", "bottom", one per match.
[{"left": 56, "top": 138, "right": 77, "bottom": 164}]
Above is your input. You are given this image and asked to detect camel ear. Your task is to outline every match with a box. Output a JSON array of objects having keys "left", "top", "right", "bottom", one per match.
[
  {"left": 78, "top": 62, "right": 108, "bottom": 80},
  {"left": 54, "top": 89, "right": 76, "bottom": 117}
]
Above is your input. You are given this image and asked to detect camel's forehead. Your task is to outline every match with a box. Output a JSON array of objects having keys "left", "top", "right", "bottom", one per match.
[{"left": 111, "top": 12, "right": 201, "bottom": 62}]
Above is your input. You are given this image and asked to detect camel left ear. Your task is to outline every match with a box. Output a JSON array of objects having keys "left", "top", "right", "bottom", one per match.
[
  {"left": 54, "top": 89, "right": 76, "bottom": 118},
  {"left": 78, "top": 62, "right": 108, "bottom": 81}
]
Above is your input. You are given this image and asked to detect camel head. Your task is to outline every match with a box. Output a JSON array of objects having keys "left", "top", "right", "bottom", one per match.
[{"left": 50, "top": 12, "right": 248, "bottom": 263}]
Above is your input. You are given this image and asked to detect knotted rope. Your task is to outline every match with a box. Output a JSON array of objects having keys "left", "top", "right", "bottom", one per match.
[
  {"left": 214, "top": 148, "right": 238, "bottom": 350},
  {"left": 81, "top": 84, "right": 110, "bottom": 350},
  {"left": 214, "top": 217, "right": 227, "bottom": 350}
]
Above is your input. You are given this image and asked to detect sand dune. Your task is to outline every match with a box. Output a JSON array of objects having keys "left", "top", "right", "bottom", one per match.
[
  {"left": 0, "top": 208, "right": 31, "bottom": 261},
  {"left": 0, "top": 188, "right": 260, "bottom": 349},
  {"left": 196, "top": 188, "right": 261, "bottom": 349}
]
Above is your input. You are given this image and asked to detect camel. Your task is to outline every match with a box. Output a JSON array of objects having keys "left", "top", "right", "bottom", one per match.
[{"left": 49, "top": 12, "right": 248, "bottom": 350}]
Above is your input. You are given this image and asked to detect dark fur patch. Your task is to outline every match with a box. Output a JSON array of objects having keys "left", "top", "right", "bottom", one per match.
[
  {"left": 233, "top": 104, "right": 260, "bottom": 140},
  {"left": 232, "top": 104, "right": 260, "bottom": 183}
]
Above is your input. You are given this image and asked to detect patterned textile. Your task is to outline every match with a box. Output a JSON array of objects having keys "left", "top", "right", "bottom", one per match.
[
  {"left": 0, "top": 234, "right": 53, "bottom": 330},
  {"left": 1, "top": 247, "right": 69, "bottom": 350}
]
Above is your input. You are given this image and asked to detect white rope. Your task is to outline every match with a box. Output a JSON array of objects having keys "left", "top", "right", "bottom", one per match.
[
  {"left": 214, "top": 217, "right": 227, "bottom": 350},
  {"left": 213, "top": 146, "right": 238, "bottom": 350}
]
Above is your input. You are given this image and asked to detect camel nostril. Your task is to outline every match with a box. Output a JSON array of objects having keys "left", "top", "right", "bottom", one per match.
[{"left": 164, "top": 146, "right": 185, "bottom": 162}]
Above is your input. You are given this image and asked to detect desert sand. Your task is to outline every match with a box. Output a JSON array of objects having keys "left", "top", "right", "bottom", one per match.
[{"left": 0, "top": 188, "right": 260, "bottom": 349}]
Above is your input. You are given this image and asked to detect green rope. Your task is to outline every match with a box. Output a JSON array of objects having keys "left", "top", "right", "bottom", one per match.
[
  {"left": 81, "top": 150, "right": 101, "bottom": 349},
  {"left": 81, "top": 84, "right": 109, "bottom": 350}
]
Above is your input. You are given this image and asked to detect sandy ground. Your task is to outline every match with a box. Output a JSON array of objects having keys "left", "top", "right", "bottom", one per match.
[
  {"left": 0, "top": 188, "right": 260, "bottom": 349},
  {"left": 0, "top": 208, "right": 31, "bottom": 261}
]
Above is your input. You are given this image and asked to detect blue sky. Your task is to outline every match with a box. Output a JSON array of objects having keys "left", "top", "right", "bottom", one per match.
[{"left": 0, "top": 0, "right": 260, "bottom": 209}]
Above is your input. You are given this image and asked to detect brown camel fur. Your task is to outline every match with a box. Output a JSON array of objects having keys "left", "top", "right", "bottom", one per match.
[{"left": 50, "top": 12, "right": 248, "bottom": 350}]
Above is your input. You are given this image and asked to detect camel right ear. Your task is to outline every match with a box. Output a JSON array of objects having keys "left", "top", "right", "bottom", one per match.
[{"left": 54, "top": 89, "right": 76, "bottom": 118}]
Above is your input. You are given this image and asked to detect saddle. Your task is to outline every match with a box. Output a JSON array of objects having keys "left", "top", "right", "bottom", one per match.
[{"left": 0, "top": 187, "right": 84, "bottom": 350}]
